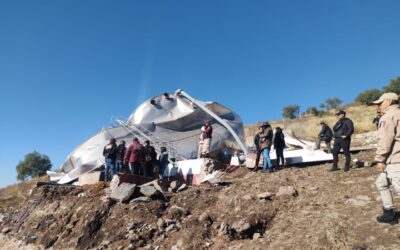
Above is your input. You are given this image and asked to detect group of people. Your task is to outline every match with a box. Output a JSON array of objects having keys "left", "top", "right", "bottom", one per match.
[
  {"left": 313, "top": 92, "right": 400, "bottom": 224},
  {"left": 102, "top": 138, "right": 172, "bottom": 181},
  {"left": 102, "top": 92, "right": 400, "bottom": 225},
  {"left": 253, "top": 122, "right": 286, "bottom": 172}
]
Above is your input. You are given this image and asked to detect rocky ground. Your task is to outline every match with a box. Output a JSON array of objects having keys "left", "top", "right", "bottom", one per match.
[{"left": 1, "top": 150, "right": 400, "bottom": 250}]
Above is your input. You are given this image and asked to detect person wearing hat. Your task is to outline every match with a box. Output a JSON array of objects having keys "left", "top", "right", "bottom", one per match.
[
  {"left": 314, "top": 120, "right": 333, "bottom": 153},
  {"left": 329, "top": 109, "right": 354, "bottom": 172},
  {"left": 103, "top": 137, "right": 117, "bottom": 181},
  {"left": 373, "top": 92, "right": 400, "bottom": 224}
]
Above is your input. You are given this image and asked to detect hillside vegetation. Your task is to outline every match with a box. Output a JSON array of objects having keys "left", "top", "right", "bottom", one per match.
[{"left": 244, "top": 104, "right": 377, "bottom": 145}]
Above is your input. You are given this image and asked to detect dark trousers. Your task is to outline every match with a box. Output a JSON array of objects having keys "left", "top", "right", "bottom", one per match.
[
  {"left": 332, "top": 138, "right": 351, "bottom": 170},
  {"left": 129, "top": 162, "right": 143, "bottom": 175},
  {"left": 255, "top": 148, "right": 262, "bottom": 167},
  {"left": 275, "top": 147, "right": 285, "bottom": 167}
]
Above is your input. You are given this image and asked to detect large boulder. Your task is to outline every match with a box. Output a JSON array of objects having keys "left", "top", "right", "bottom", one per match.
[{"left": 110, "top": 183, "right": 137, "bottom": 202}]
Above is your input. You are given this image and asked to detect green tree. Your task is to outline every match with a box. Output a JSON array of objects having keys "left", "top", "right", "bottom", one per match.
[
  {"left": 325, "top": 98, "right": 342, "bottom": 110},
  {"left": 305, "top": 106, "right": 319, "bottom": 116},
  {"left": 355, "top": 89, "right": 382, "bottom": 105},
  {"left": 16, "top": 151, "right": 52, "bottom": 181},
  {"left": 383, "top": 77, "right": 400, "bottom": 95},
  {"left": 283, "top": 105, "right": 300, "bottom": 119}
]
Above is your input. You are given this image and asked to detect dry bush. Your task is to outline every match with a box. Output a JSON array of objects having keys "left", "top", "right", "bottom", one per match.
[{"left": 0, "top": 176, "right": 47, "bottom": 209}]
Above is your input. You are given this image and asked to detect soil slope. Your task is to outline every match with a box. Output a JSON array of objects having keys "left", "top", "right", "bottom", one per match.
[{"left": 1, "top": 150, "right": 400, "bottom": 250}]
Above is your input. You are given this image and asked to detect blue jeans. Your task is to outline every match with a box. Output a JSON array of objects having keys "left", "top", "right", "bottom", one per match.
[
  {"left": 262, "top": 148, "right": 272, "bottom": 170},
  {"left": 105, "top": 158, "right": 116, "bottom": 181},
  {"left": 116, "top": 160, "right": 123, "bottom": 173}
]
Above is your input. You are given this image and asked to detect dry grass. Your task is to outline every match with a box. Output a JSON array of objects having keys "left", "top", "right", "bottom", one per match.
[
  {"left": 245, "top": 104, "right": 377, "bottom": 142},
  {"left": 0, "top": 176, "right": 47, "bottom": 210}
]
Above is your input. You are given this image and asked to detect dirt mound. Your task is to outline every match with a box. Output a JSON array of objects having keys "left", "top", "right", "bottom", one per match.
[{"left": 1, "top": 150, "right": 400, "bottom": 249}]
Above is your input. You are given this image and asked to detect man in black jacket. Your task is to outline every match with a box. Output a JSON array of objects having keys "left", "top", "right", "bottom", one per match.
[
  {"left": 253, "top": 129, "right": 261, "bottom": 170},
  {"left": 314, "top": 120, "right": 333, "bottom": 153},
  {"left": 143, "top": 140, "right": 157, "bottom": 177},
  {"left": 116, "top": 140, "right": 126, "bottom": 173},
  {"left": 103, "top": 137, "right": 117, "bottom": 181},
  {"left": 330, "top": 110, "right": 354, "bottom": 172}
]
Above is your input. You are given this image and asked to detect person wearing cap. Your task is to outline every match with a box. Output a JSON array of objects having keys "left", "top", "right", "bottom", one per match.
[
  {"left": 314, "top": 120, "right": 333, "bottom": 153},
  {"left": 329, "top": 109, "right": 354, "bottom": 172},
  {"left": 373, "top": 92, "right": 400, "bottom": 224},
  {"left": 115, "top": 140, "right": 126, "bottom": 173},
  {"left": 199, "top": 120, "right": 213, "bottom": 158},
  {"left": 103, "top": 137, "right": 117, "bottom": 181},
  {"left": 124, "top": 138, "right": 144, "bottom": 175}
]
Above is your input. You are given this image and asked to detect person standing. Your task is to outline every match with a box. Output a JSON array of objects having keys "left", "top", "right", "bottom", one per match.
[
  {"left": 200, "top": 120, "right": 213, "bottom": 158},
  {"left": 253, "top": 128, "right": 262, "bottom": 171},
  {"left": 329, "top": 110, "right": 354, "bottom": 172},
  {"left": 115, "top": 140, "right": 126, "bottom": 173},
  {"left": 124, "top": 138, "right": 144, "bottom": 175},
  {"left": 373, "top": 111, "right": 382, "bottom": 130},
  {"left": 143, "top": 140, "right": 157, "bottom": 178},
  {"left": 273, "top": 127, "right": 286, "bottom": 169},
  {"left": 158, "top": 147, "right": 169, "bottom": 180},
  {"left": 315, "top": 120, "right": 333, "bottom": 153},
  {"left": 103, "top": 137, "right": 117, "bottom": 181},
  {"left": 373, "top": 92, "right": 400, "bottom": 224},
  {"left": 259, "top": 124, "right": 273, "bottom": 172}
]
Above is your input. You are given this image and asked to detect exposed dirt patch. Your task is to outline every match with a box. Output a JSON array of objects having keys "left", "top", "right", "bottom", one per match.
[{"left": 1, "top": 150, "right": 400, "bottom": 249}]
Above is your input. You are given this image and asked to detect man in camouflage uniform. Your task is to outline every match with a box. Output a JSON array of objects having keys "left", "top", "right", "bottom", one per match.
[{"left": 374, "top": 92, "right": 400, "bottom": 224}]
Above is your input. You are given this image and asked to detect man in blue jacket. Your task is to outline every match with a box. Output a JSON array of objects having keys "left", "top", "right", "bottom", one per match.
[{"left": 329, "top": 110, "right": 354, "bottom": 172}]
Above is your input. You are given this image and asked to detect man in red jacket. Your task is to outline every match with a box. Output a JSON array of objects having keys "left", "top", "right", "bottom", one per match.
[{"left": 124, "top": 138, "right": 144, "bottom": 175}]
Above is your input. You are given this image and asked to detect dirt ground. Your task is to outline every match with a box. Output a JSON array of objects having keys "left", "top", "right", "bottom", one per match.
[{"left": 1, "top": 150, "right": 400, "bottom": 250}]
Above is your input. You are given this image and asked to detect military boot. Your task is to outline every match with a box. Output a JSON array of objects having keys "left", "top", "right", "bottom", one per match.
[{"left": 376, "top": 208, "right": 398, "bottom": 224}]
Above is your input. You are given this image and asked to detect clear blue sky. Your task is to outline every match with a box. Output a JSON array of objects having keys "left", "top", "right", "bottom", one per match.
[{"left": 1, "top": 0, "right": 399, "bottom": 188}]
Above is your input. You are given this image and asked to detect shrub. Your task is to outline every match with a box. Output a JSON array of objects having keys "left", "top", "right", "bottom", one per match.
[{"left": 355, "top": 89, "right": 382, "bottom": 105}]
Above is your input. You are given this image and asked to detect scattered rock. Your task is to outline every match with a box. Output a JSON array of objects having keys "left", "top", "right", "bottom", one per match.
[
  {"left": 157, "top": 218, "right": 166, "bottom": 231},
  {"left": 165, "top": 224, "right": 177, "bottom": 232},
  {"left": 218, "top": 222, "right": 229, "bottom": 235},
  {"left": 130, "top": 197, "right": 151, "bottom": 203},
  {"left": 0, "top": 213, "right": 5, "bottom": 223},
  {"left": 1, "top": 227, "right": 11, "bottom": 234},
  {"left": 345, "top": 198, "right": 369, "bottom": 207},
  {"left": 198, "top": 212, "right": 212, "bottom": 226},
  {"left": 277, "top": 186, "right": 298, "bottom": 197},
  {"left": 177, "top": 184, "right": 188, "bottom": 192},
  {"left": 139, "top": 185, "right": 161, "bottom": 198},
  {"left": 110, "top": 183, "right": 137, "bottom": 202},
  {"left": 253, "top": 233, "right": 261, "bottom": 240},
  {"left": 77, "top": 192, "right": 87, "bottom": 198},
  {"left": 232, "top": 219, "right": 251, "bottom": 235},
  {"left": 168, "top": 205, "right": 189, "bottom": 219},
  {"left": 257, "top": 192, "right": 274, "bottom": 200}
]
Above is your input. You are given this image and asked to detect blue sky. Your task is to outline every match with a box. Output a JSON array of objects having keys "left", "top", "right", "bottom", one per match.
[{"left": 1, "top": 0, "right": 399, "bottom": 188}]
